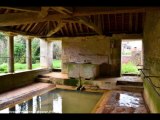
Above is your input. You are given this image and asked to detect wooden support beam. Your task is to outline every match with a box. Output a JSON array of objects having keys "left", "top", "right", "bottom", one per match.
[
  {"left": 47, "top": 21, "right": 66, "bottom": 37},
  {"left": 1, "top": 7, "right": 41, "bottom": 13},
  {"left": 77, "top": 16, "right": 102, "bottom": 35},
  {"left": 73, "top": 8, "right": 146, "bottom": 16},
  {"left": 0, "top": 27, "right": 44, "bottom": 37},
  {"left": 0, "top": 12, "right": 68, "bottom": 26},
  {"left": 51, "top": 7, "right": 73, "bottom": 15}
]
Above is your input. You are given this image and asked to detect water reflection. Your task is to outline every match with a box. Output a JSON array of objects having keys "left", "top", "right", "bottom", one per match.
[
  {"left": 0, "top": 89, "right": 102, "bottom": 113},
  {"left": 118, "top": 94, "right": 140, "bottom": 108},
  {"left": 53, "top": 94, "right": 62, "bottom": 113}
]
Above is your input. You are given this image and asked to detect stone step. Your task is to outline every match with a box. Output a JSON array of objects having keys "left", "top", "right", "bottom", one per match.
[
  {"left": 36, "top": 78, "right": 52, "bottom": 83},
  {"left": 116, "top": 85, "right": 144, "bottom": 92},
  {"left": 116, "top": 81, "right": 143, "bottom": 86}
]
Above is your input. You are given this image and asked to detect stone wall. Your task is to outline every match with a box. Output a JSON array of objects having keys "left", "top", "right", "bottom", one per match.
[
  {"left": 61, "top": 34, "right": 141, "bottom": 77},
  {"left": 0, "top": 69, "right": 50, "bottom": 93},
  {"left": 143, "top": 9, "right": 160, "bottom": 113}
]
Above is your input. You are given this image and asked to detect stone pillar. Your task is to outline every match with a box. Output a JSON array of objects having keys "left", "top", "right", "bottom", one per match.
[
  {"left": 26, "top": 37, "right": 32, "bottom": 70},
  {"left": 8, "top": 34, "right": 14, "bottom": 73},
  {"left": 40, "top": 39, "right": 53, "bottom": 69}
]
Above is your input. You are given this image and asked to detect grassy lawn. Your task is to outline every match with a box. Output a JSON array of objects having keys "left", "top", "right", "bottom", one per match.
[
  {"left": 121, "top": 62, "right": 139, "bottom": 74},
  {"left": 52, "top": 59, "right": 61, "bottom": 69},
  {"left": 0, "top": 59, "right": 61, "bottom": 73},
  {"left": 0, "top": 63, "right": 41, "bottom": 73}
]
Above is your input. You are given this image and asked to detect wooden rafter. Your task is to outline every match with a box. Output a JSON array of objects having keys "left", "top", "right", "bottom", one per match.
[
  {"left": 122, "top": 13, "right": 124, "bottom": 32},
  {"left": 25, "top": 24, "right": 33, "bottom": 32},
  {"left": 135, "top": 13, "right": 138, "bottom": 32},
  {"left": 47, "top": 21, "right": 66, "bottom": 37},
  {"left": 1, "top": 7, "right": 41, "bottom": 13},
  {"left": 69, "top": 23, "right": 73, "bottom": 35},
  {"left": 108, "top": 14, "right": 110, "bottom": 32},
  {"left": 129, "top": 13, "right": 133, "bottom": 32},
  {"left": 0, "top": 27, "right": 44, "bottom": 37},
  {"left": 77, "top": 16, "right": 102, "bottom": 35}
]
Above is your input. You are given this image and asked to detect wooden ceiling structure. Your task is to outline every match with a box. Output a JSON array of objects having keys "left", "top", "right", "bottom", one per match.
[{"left": 0, "top": 7, "right": 152, "bottom": 38}]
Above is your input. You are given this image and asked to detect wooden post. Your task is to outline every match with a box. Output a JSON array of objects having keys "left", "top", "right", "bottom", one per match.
[
  {"left": 8, "top": 34, "right": 14, "bottom": 73},
  {"left": 26, "top": 37, "right": 32, "bottom": 70}
]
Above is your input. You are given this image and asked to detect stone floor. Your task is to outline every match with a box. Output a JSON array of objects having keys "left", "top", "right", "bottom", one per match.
[
  {"left": 98, "top": 90, "right": 149, "bottom": 113},
  {"left": 0, "top": 72, "right": 149, "bottom": 113}
]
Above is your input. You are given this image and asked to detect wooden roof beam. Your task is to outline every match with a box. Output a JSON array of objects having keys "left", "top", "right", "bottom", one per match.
[
  {"left": 51, "top": 7, "right": 73, "bottom": 15},
  {"left": 1, "top": 7, "right": 41, "bottom": 13},
  {"left": 47, "top": 21, "right": 66, "bottom": 37},
  {"left": 0, "top": 27, "right": 44, "bottom": 37},
  {"left": 77, "top": 17, "right": 103, "bottom": 35}
]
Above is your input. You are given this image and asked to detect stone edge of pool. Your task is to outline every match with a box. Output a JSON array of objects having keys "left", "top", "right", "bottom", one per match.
[{"left": 0, "top": 84, "right": 109, "bottom": 113}]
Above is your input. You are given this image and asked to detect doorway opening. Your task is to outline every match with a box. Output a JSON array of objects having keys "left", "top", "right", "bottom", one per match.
[
  {"left": 121, "top": 39, "right": 143, "bottom": 75},
  {"left": 52, "top": 40, "right": 62, "bottom": 72}
]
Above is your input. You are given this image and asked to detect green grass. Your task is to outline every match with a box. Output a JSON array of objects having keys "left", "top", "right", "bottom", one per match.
[
  {"left": 121, "top": 62, "right": 139, "bottom": 74},
  {"left": 52, "top": 59, "right": 61, "bottom": 69},
  {"left": 0, "top": 59, "right": 61, "bottom": 73},
  {"left": 0, "top": 63, "right": 40, "bottom": 73}
]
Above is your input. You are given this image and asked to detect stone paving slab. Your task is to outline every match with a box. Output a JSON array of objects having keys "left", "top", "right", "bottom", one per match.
[{"left": 95, "top": 90, "right": 149, "bottom": 113}]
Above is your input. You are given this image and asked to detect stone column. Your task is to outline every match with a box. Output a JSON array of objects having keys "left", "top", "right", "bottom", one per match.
[
  {"left": 26, "top": 37, "right": 32, "bottom": 70},
  {"left": 8, "top": 34, "right": 14, "bottom": 73},
  {"left": 40, "top": 38, "right": 53, "bottom": 69}
]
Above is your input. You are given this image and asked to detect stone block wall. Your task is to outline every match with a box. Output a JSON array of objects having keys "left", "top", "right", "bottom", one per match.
[
  {"left": 0, "top": 69, "right": 50, "bottom": 93},
  {"left": 143, "top": 9, "right": 160, "bottom": 113},
  {"left": 61, "top": 34, "right": 141, "bottom": 77}
]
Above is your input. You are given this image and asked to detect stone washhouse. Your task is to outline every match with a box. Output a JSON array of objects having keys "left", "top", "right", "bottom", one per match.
[{"left": 0, "top": 7, "right": 159, "bottom": 113}]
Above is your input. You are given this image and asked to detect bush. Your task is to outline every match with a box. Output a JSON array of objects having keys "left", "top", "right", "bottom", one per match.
[
  {"left": 64, "top": 78, "right": 79, "bottom": 86},
  {"left": 0, "top": 63, "right": 8, "bottom": 73}
]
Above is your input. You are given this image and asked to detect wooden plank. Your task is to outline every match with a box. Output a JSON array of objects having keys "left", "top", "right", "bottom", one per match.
[
  {"left": 73, "top": 23, "right": 78, "bottom": 35},
  {"left": 101, "top": 15, "right": 104, "bottom": 32},
  {"left": 73, "top": 8, "right": 146, "bottom": 16},
  {"left": 122, "top": 13, "right": 124, "bottom": 32},
  {"left": 29, "top": 23, "right": 38, "bottom": 32},
  {"left": 79, "top": 23, "right": 83, "bottom": 33},
  {"left": 69, "top": 23, "right": 73, "bottom": 35},
  {"left": 38, "top": 22, "right": 47, "bottom": 35},
  {"left": 64, "top": 24, "right": 69, "bottom": 35},
  {"left": 129, "top": 13, "right": 133, "bottom": 32},
  {"left": 135, "top": 13, "right": 138, "bottom": 32},
  {"left": 21, "top": 24, "right": 28, "bottom": 31},
  {"left": 25, "top": 24, "right": 33, "bottom": 32},
  {"left": 47, "top": 21, "right": 65, "bottom": 37},
  {"left": 77, "top": 16, "right": 102, "bottom": 35},
  {"left": 115, "top": 14, "right": 117, "bottom": 31},
  {"left": 108, "top": 14, "right": 110, "bottom": 32}
]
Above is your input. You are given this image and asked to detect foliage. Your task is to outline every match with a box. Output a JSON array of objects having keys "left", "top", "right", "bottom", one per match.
[
  {"left": 53, "top": 41, "right": 61, "bottom": 59},
  {"left": 32, "top": 38, "right": 40, "bottom": 64},
  {"left": 14, "top": 35, "right": 26, "bottom": 63},
  {"left": 121, "top": 62, "right": 139, "bottom": 74},
  {"left": 52, "top": 59, "right": 61, "bottom": 69},
  {"left": 0, "top": 32, "right": 8, "bottom": 64},
  {"left": 64, "top": 78, "right": 79, "bottom": 86}
]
